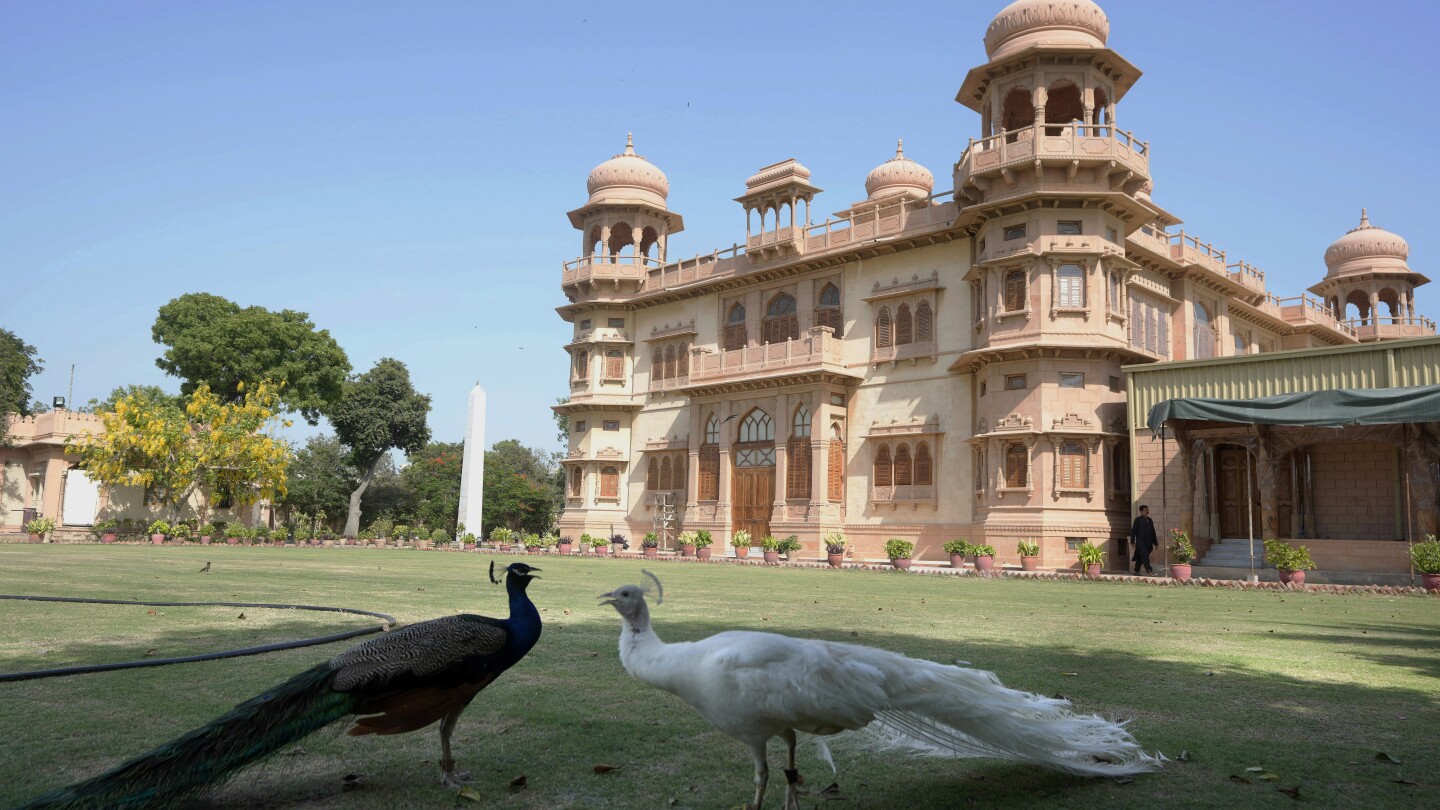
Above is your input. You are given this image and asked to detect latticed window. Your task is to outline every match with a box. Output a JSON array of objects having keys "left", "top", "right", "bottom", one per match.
[
  {"left": 647, "top": 457, "right": 660, "bottom": 490},
  {"left": 652, "top": 347, "right": 665, "bottom": 382},
  {"left": 874, "top": 445, "right": 893, "bottom": 487},
  {"left": 569, "top": 467, "right": 582, "bottom": 496},
  {"left": 788, "top": 405, "right": 812, "bottom": 500},
  {"left": 677, "top": 343, "right": 689, "bottom": 377},
  {"left": 893, "top": 443, "right": 913, "bottom": 486},
  {"left": 828, "top": 427, "right": 845, "bottom": 502},
  {"left": 1059, "top": 441, "right": 1087, "bottom": 488},
  {"left": 604, "top": 350, "right": 624, "bottom": 381},
  {"left": 699, "top": 415, "right": 720, "bottom": 500},
  {"left": 659, "top": 456, "right": 674, "bottom": 490},
  {"left": 915, "top": 442, "right": 933, "bottom": 486},
  {"left": 816, "top": 282, "right": 843, "bottom": 337},
  {"left": 1057, "top": 265, "right": 1084, "bottom": 308},
  {"left": 1109, "top": 272, "right": 1122, "bottom": 314},
  {"left": 916, "top": 300, "right": 933, "bottom": 342},
  {"left": 762, "top": 293, "right": 799, "bottom": 345},
  {"left": 599, "top": 466, "right": 620, "bottom": 499},
  {"left": 1005, "top": 271, "right": 1026, "bottom": 312},
  {"left": 665, "top": 345, "right": 678, "bottom": 379},
  {"left": 573, "top": 350, "right": 589, "bottom": 381},
  {"left": 876, "top": 306, "right": 893, "bottom": 348},
  {"left": 1005, "top": 443, "right": 1028, "bottom": 488},
  {"left": 896, "top": 304, "right": 913, "bottom": 346},
  {"left": 1130, "top": 294, "right": 1169, "bottom": 356},
  {"left": 724, "top": 304, "right": 747, "bottom": 351}
]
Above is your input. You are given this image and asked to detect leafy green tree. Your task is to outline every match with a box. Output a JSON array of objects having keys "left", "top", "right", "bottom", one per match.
[
  {"left": 0, "top": 328, "right": 44, "bottom": 444},
  {"left": 554, "top": 396, "right": 569, "bottom": 444},
  {"left": 331, "top": 358, "right": 431, "bottom": 537},
  {"left": 152, "top": 293, "right": 350, "bottom": 424},
  {"left": 402, "top": 442, "right": 464, "bottom": 535},
  {"left": 281, "top": 435, "right": 357, "bottom": 522},
  {"left": 481, "top": 439, "right": 561, "bottom": 536},
  {"left": 81, "top": 384, "right": 180, "bottom": 414},
  {"left": 359, "top": 453, "right": 414, "bottom": 525}
]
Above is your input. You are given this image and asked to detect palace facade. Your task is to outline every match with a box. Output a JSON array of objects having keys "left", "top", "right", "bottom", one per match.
[{"left": 553, "top": 0, "right": 1432, "bottom": 565}]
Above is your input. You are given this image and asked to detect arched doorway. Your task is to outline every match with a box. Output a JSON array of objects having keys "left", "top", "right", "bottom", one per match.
[
  {"left": 732, "top": 408, "right": 775, "bottom": 540},
  {"left": 1215, "top": 444, "right": 1258, "bottom": 539}
]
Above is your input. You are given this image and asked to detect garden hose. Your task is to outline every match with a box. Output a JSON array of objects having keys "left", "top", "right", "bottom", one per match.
[{"left": 0, "top": 595, "right": 395, "bottom": 683}]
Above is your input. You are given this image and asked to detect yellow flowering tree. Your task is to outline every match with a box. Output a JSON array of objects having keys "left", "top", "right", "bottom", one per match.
[{"left": 67, "top": 382, "right": 293, "bottom": 522}]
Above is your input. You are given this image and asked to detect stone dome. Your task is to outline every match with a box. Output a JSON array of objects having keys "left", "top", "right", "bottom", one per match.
[
  {"left": 586, "top": 133, "right": 669, "bottom": 207},
  {"left": 864, "top": 140, "right": 934, "bottom": 200},
  {"left": 1323, "top": 209, "right": 1410, "bottom": 278},
  {"left": 1136, "top": 177, "right": 1154, "bottom": 200},
  {"left": 984, "top": 0, "right": 1110, "bottom": 61}
]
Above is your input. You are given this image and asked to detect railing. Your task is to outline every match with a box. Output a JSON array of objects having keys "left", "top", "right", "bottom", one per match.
[
  {"left": 562, "top": 255, "right": 663, "bottom": 285},
  {"left": 1167, "top": 229, "right": 1227, "bottom": 275},
  {"left": 648, "top": 375, "right": 691, "bottom": 393},
  {"left": 870, "top": 484, "right": 937, "bottom": 503},
  {"left": 1275, "top": 294, "right": 1357, "bottom": 338},
  {"left": 688, "top": 327, "right": 846, "bottom": 384},
  {"left": 872, "top": 339, "right": 937, "bottom": 364},
  {"left": 1344, "top": 315, "right": 1437, "bottom": 339},
  {"left": 1226, "top": 261, "right": 1266, "bottom": 293},
  {"left": 746, "top": 226, "right": 803, "bottom": 251},
  {"left": 957, "top": 123, "right": 1149, "bottom": 181}
]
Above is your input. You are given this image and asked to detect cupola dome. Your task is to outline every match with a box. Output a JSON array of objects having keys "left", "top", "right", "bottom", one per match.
[
  {"left": 586, "top": 134, "right": 670, "bottom": 207},
  {"left": 984, "top": 0, "right": 1109, "bottom": 61},
  {"left": 1323, "top": 209, "right": 1410, "bottom": 278},
  {"left": 864, "top": 140, "right": 934, "bottom": 200}
]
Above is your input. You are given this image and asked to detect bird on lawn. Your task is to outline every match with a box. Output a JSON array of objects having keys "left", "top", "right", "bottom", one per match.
[
  {"left": 22, "top": 561, "right": 544, "bottom": 809},
  {"left": 198, "top": 561, "right": 211, "bottom": 574},
  {"left": 600, "top": 571, "right": 1161, "bottom": 810}
]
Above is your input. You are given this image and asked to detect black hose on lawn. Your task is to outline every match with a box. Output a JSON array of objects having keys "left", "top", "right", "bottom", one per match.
[{"left": 0, "top": 594, "right": 395, "bottom": 683}]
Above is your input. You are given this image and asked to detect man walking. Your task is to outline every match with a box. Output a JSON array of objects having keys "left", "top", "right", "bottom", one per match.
[{"left": 1131, "top": 505, "right": 1158, "bottom": 575}]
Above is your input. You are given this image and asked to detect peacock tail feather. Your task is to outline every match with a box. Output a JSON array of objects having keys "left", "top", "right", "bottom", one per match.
[{"left": 20, "top": 663, "right": 359, "bottom": 810}]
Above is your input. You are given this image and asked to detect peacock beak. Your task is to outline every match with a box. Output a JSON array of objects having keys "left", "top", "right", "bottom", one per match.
[{"left": 597, "top": 591, "right": 617, "bottom": 607}]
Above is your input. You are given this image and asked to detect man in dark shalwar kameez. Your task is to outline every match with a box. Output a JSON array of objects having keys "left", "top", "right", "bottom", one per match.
[{"left": 1131, "top": 504, "right": 1158, "bottom": 575}]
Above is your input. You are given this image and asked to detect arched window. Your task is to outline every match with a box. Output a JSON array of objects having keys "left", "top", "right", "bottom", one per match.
[
  {"left": 700, "top": 415, "right": 720, "bottom": 500},
  {"left": 1059, "top": 441, "right": 1087, "bottom": 488},
  {"left": 705, "top": 414, "right": 720, "bottom": 444},
  {"left": 1002, "top": 86, "right": 1035, "bottom": 136},
  {"left": 874, "top": 445, "right": 893, "bottom": 488},
  {"left": 664, "top": 345, "right": 678, "bottom": 380},
  {"left": 1193, "top": 302, "right": 1216, "bottom": 359},
  {"left": 1005, "top": 271, "right": 1026, "bottom": 312},
  {"left": 652, "top": 347, "right": 665, "bottom": 382},
  {"left": 876, "top": 306, "right": 893, "bottom": 348},
  {"left": 659, "top": 456, "right": 673, "bottom": 490},
  {"left": 828, "top": 424, "right": 845, "bottom": 502},
  {"left": 1044, "top": 80, "right": 1083, "bottom": 135},
  {"left": 816, "top": 282, "right": 843, "bottom": 337},
  {"left": 792, "top": 404, "right": 812, "bottom": 438},
  {"left": 646, "top": 457, "right": 660, "bottom": 490},
  {"left": 736, "top": 409, "right": 775, "bottom": 468},
  {"left": 677, "top": 343, "right": 689, "bottom": 378},
  {"left": 599, "top": 466, "right": 620, "bottom": 499},
  {"left": 573, "top": 350, "right": 589, "bottom": 381},
  {"left": 896, "top": 304, "right": 913, "bottom": 346},
  {"left": 916, "top": 300, "right": 933, "bottom": 342},
  {"left": 915, "top": 442, "right": 933, "bottom": 486},
  {"left": 672, "top": 453, "right": 685, "bottom": 490},
  {"left": 1111, "top": 442, "right": 1130, "bottom": 494},
  {"left": 1057, "top": 265, "right": 1085, "bottom": 308},
  {"left": 569, "top": 466, "right": 582, "bottom": 496},
  {"left": 724, "top": 303, "right": 747, "bottom": 351},
  {"left": 894, "top": 443, "right": 913, "bottom": 486},
  {"left": 763, "top": 293, "right": 799, "bottom": 345},
  {"left": 1005, "top": 443, "right": 1028, "bottom": 488},
  {"left": 788, "top": 404, "right": 812, "bottom": 500},
  {"left": 608, "top": 222, "right": 634, "bottom": 259}
]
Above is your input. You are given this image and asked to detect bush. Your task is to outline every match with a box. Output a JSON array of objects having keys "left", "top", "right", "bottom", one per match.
[
  {"left": 971, "top": 544, "right": 996, "bottom": 558},
  {"left": 252, "top": 525, "right": 272, "bottom": 542},
  {"left": 147, "top": 520, "right": 171, "bottom": 536},
  {"left": 392, "top": 523, "right": 411, "bottom": 542},
  {"left": 198, "top": 523, "right": 218, "bottom": 538},
  {"left": 25, "top": 516, "right": 56, "bottom": 535},
  {"left": 942, "top": 539, "right": 970, "bottom": 556},
  {"left": 1076, "top": 541, "right": 1105, "bottom": 565},
  {"left": 358, "top": 527, "right": 377, "bottom": 541},
  {"left": 430, "top": 528, "right": 450, "bottom": 544},
  {"left": 778, "top": 535, "right": 802, "bottom": 555},
  {"left": 1411, "top": 535, "right": 1440, "bottom": 574},
  {"left": 693, "top": 530, "right": 714, "bottom": 549},
  {"left": 885, "top": 538, "right": 914, "bottom": 559},
  {"left": 642, "top": 532, "right": 660, "bottom": 549},
  {"left": 1263, "top": 538, "right": 1316, "bottom": 571},
  {"left": 225, "top": 524, "right": 249, "bottom": 539},
  {"left": 1016, "top": 539, "right": 1040, "bottom": 557},
  {"left": 490, "top": 527, "right": 514, "bottom": 544},
  {"left": 678, "top": 530, "right": 698, "bottom": 547},
  {"left": 760, "top": 535, "right": 781, "bottom": 552},
  {"left": 823, "top": 531, "right": 846, "bottom": 554},
  {"left": 461, "top": 532, "right": 477, "bottom": 545},
  {"left": 731, "top": 529, "right": 752, "bottom": 548},
  {"left": 171, "top": 523, "right": 192, "bottom": 540},
  {"left": 294, "top": 524, "right": 313, "bottom": 542},
  {"left": 522, "top": 532, "right": 544, "bottom": 549},
  {"left": 369, "top": 517, "right": 394, "bottom": 539},
  {"left": 1168, "top": 528, "right": 1196, "bottom": 564},
  {"left": 91, "top": 518, "right": 119, "bottom": 538}
]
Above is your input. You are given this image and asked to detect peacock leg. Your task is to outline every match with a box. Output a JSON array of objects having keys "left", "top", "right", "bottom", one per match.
[
  {"left": 781, "top": 729, "right": 802, "bottom": 810},
  {"left": 747, "top": 740, "right": 769, "bottom": 810},
  {"left": 438, "top": 709, "right": 470, "bottom": 787}
]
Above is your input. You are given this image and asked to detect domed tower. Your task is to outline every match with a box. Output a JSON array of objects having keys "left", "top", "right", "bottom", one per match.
[
  {"left": 1309, "top": 210, "right": 1432, "bottom": 341},
  {"left": 865, "top": 140, "right": 934, "bottom": 203}
]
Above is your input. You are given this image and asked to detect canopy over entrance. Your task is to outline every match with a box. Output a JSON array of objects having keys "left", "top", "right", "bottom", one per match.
[{"left": 1147, "top": 384, "right": 1440, "bottom": 433}]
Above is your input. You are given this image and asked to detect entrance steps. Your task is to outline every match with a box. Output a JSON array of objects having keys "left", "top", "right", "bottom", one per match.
[{"left": 1197, "top": 538, "right": 1270, "bottom": 569}]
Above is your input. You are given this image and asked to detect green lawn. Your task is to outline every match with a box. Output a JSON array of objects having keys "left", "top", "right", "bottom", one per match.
[{"left": 1, "top": 545, "right": 1436, "bottom": 809}]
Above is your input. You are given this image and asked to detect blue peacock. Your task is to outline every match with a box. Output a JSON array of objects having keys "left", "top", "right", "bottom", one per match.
[{"left": 21, "top": 561, "right": 544, "bottom": 809}]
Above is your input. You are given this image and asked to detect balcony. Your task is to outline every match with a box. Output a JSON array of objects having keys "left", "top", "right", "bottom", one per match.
[
  {"left": 685, "top": 327, "right": 853, "bottom": 389},
  {"left": 956, "top": 124, "right": 1149, "bottom": 189},
  {"left": 1273, "top": 294, "right": 1358, "bottom": 339},
  {"left": 1345, "top": 315, "right": 1436, "bottom": 342},
  {"left": 561, "top": 255, "right": 661, "bottom": 288}
]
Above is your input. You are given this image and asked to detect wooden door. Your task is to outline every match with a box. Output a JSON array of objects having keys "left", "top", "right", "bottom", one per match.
[
  {"left": 732, "top": 468, "right": 774, "bottom": 540},
  {"left": 1217, "top": 447, "right": 1260, "bottom": 539}
]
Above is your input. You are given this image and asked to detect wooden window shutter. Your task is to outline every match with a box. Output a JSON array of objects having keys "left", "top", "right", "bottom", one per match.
[
  {"left": 660, "top": 456, "right": 673, "bottom": 490},
  {"left": 600, "top": 466, "right": 619, "bottom": 499},
  {"left": 646, "top": 457, "right": 659, "bottom": 490},
  {"left": 569, "top": 467, "right": 581, "bottom": 495},
  {"left": 916, "top": 300, "right": 933, "bottom": 342},
  {"left": 1005, "top": 444, "right": 1028, "bottom": 488},
  {"left": 894, "top": 443, "right": 913, "bottom": 485},
  {"left": 699, "top": 446, "right": 719, "bottom": 500},
  {"left": 605, "top": 350, "right": 624, "bottom": 380},
  {"left": 678, "top": 343, "right": 689, "bottom": 377},
  {"left": 673, "top": 452, "right": 686, "bottom": 490},
  {"left": 828, "top": 440, "right": 844, "bottom": 501},
  {"left": 788, "top": 438, "right": 811, "bottom": 499},
  {"left": 652, "top": 348, "right": 665, "bottom": 381},
  {"left": 876, "top": 307, "right": 892, "bottom": 348},
  {"left": 664, "top": 345, "right": 677, "bottom": 380},
  {"left": 1060, "top": 441, "right": 1086, "bottom": 488},
  {"left": 874, "top": 445, "right": 893, "bottom": 487},
  {"left": 1005, "top": 271, "right": 1026, "bottom": 312},
  {"left": 724, "top": 322, "right": 747, "bottom": 351},
  {"left": 896, "top": 304, "right": 913, "bottom": 346},
  {"left": 915, "top": 442, "right": 933, "bottom": 486}
]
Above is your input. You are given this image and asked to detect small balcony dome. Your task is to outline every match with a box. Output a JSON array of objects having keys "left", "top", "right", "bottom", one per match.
[{"left": 864, "top": 140, "right": 934, "bottom": 201}]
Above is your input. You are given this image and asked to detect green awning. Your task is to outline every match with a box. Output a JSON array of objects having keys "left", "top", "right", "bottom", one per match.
[{"left": 1147, "top": 385, "right": 1440, "bottom": 433}]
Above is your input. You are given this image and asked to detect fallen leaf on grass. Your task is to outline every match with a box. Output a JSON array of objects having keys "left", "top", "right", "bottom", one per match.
[
  {"left": 1256, "top": 773, "right": 1281, "bottom": 782},
  {"left": 509, "top": 775, "right": 527, "bottom": 790},
  {"left": 458, "top": 786, "right": 483, "bottom": 802},
  {"left": 1061, "top": 672, "right": 1079, "bottom": 677},
  {"left": 1391, "top": 779, "right": 1419, "bottom": 787},
  {"left": 144, "top": 648, "right": 158, "bottom": 656},
  {"left": 593, "top": 764, "right": 621, "bottom": 774},
  {"left": 818, "top": 782, "right": 845, "bottom": 800},
  {"left": 1229, "top": 775, "right": 1253, "bottom": 785},
  {"left": 1277, "top": 786, "right": 1302, "bottom": 799},
  {"left": 341, "top": 774, "right": 363, "bottom": 790},
  {"left": 146, "top": 610, "right": 156, "bottom": 615},
  {"left": 1376, "top": 752, "right": 1402, "bottom": 764}
]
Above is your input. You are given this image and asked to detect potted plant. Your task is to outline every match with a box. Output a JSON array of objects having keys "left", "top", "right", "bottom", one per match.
[
  {"left": 972, "top": 544, "right": 996, "bottom": 572},
  {"left": 251, "top": 525, "right": 270, "bottom": 546},
  {"left": 392, "top": 523, "right": 410, "bottom": 547},
  {"left": 885, "top": 538, "right": 915, "bottom": 570},
  {"left": 678, "top": 530, "right": 698, "bottom": 558},
  {"left": 294, "top": 524, "right": 314, "bottom": 545},
  {"left": 171, "top": 522, "right": 193, "bottom": 544},
  {"left": 430, "top": 528, "right": 450, "bottom": 549},
  {"left": 824, "top": 531, "right": 846, "bottom": 568},
  {"left": 1016, "top": 539, "right": 1040, "bottom": 571},
  {"left": 731, "top": 529, "right": 752, "bottom": 559},
  {"left": 558, "top": 535, "right": 573, "bottom": 554},
  {"left": 25, "top": 516, "right": 56, "bottom": 543},
  {"left": 778, "top": 535, "right": 803, "bottom": 561},
  {"left": 198, "top": 523, "right": 217, "bottom": 545},
  {"left": 370, "top": 517, "right": 393, "bottom": 546},
  {"left": 523, "top": 532, "right": 545, "bottom": 554},
  {"left": 1264, "top": 538, "right": 1316, "bottom": 585},
  {"left": 610, "top": 533, "right": 629, "bottom": 555},
  {"left": 761, "top": 536, "right": 782, "bottom": 564},
  {"left": 1412, "top": 535, "right": 1440, "bottom": 591},
  {"left": 462, "top": 532, "right": 477, "bottom": 551},
  {"left": 642, "top": 532, "right": 660, "bottom": 559},
  {"left": 224, "top": 524, "right": 245, "bottom": 545},
  {"left": 694, "top": 530, "right": 714, "bottom": 560},
  {"left": 148, "top": 520, "right": 171, "bottom": 545},
  {"left": 1167, "top": 529, "right": 1196, "bottom": 582},
  {"left": 93, "top": 518, "right": 120, "bottom": 544},
  {"left": 1077, "top": 540, "right": 1105, "bottom": 577},
  {"left": 490, "top": 527, "right": 512, "bottom": 552},
  {"left": 942, "top": 539, "right": 970, "bottom": 569}
]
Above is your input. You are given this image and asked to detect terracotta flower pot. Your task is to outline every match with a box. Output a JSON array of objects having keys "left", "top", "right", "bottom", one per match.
[
  {"left": 1019, "top": 555, "right": 1040, "bottom": 571},
  {"left": 827, "top": 553, "right": 844, "bottom": 568},
  {"left": 199, "top": 536, "right": 211, "bottom": 545},
  {"left": 528, "top": 545, "right": 544, "bottom": 554},
  {"left": 1170, "top": 563, "right": 1192, "bottom": 582},
  {"left": 28, "top": 533, "right": 42, "bottom": 543},
  {"left": 733, "top": 546, "right": 749, "bottom": 559},
  {"left": 974, "top": 555, "right": 995, "bottom": 572},
  {"left": 949, "top": 553, "right": 965, "bottom": 569},
  {"left": 242, "top": 537, "right": 253, "bottom": 546},
  {"left": 890, "top": 557, "right": 913, "bottom": 570},
  {"left": 680, "top": 544, "right": 696, "bottom": 557},
  {"left": 226, "top": 537, "right": 240, "bottom": 545},
  {"left": 1085, "top": 562, "right": 1102, "bottom": 577},
  {"left": 1278, "top": 569, "right": 1306, "bottom": 585},
  {"left": 1421, "top": 573, "right": 1440, "bottom": 591},
  {"left": 102, "top": 533, "right": 117, "bottom": 544},
  {"left": 464, "top": 543, "right": 476, "bottom": 551},
  {"left": 763, "top": 551, "right": 780, "bottom": 564},
  {"left": 558, "top": 543, "right": 573, "bottom": 554},
  {"left": 644, "top": 547, "right": 659, "bottom": 559},
  {"left": 151, "top": 534, "right": 166, "bottom": 545},
  {"left": 697, "top": 547, "right": 712, "bottom": 560},
  {"left": 611, "top": 543, "right": 625, "bottom": 555}
]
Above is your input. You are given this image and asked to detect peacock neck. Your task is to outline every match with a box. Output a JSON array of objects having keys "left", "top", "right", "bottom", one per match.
[
  {"left": 505, "top": 578, "right": 542, "bottom": 649},
  {"left": 618, "top": 601, "right": 664, "bottom": 670}
]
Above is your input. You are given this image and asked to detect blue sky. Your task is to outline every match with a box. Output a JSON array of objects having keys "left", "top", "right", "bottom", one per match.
[{"left": 3, "top": 0, "right": 1437, "bottom": 457}]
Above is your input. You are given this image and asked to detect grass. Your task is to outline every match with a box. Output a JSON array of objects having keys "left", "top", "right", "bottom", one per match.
[{"left": 1, "top": 545, "right": 1437, "bottom": 809}]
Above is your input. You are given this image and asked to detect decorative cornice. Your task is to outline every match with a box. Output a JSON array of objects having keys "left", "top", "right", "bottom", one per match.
[{"left": 862, "top": 271, "right": 944, "bottom": 303}]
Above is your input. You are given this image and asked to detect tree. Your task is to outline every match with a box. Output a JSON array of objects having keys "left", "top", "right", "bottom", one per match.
[
  {"left": 280, "top": 435, "right": 357, "bottom": 523},
  {"left": 152, "top": 293, "right": 351, "bottom": 425},
  {"left": 67, "top": 382, "right": 293, "bottom": 522},
  {"left": 402, "top": 442, "right": 464, "bottom": 535},
  {"left": 81, "top": 384, "right": 180, "bottom": 414},
  {"left": 554, "top": 396, "right": 569, "bottom": 444},
  {"left": 0, "top": 328, "right": 44, "bottom": 444},
  {"left": 481, "top": 439, "right": 561, "bottom": 536},
  {"left": 331, "top": 358, "right": 431, "bottom": 537},
  {"left": 358, "top": 453, "right": 413, "bottom": 525}
]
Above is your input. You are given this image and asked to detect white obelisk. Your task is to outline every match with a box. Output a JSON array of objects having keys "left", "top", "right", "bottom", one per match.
[{"left": 457, "top": 383, "right": 486, "bottom": 535}]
